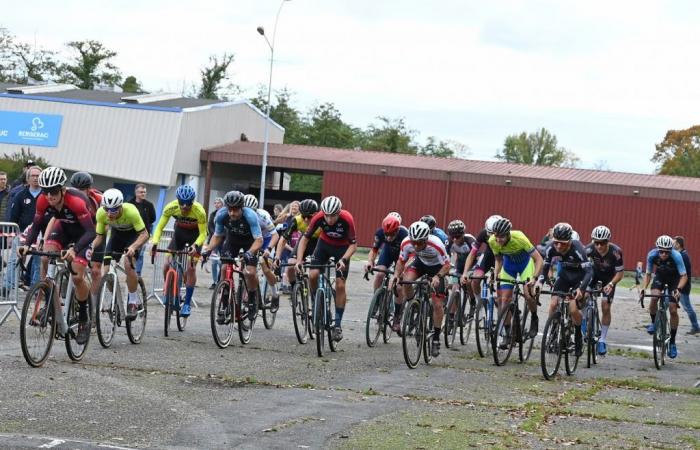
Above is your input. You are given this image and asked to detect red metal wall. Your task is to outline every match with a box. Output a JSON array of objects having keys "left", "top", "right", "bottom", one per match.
[{"left": 324, "top": 171, "right": 700, "bottom": 275}]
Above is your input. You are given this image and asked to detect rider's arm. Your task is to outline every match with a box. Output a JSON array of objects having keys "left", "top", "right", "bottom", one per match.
[
  {"left": 274, "top": 235, "right": 288, "bottom": 258},
  {"left": 267, "top": 231, "right": 280, "bottom": 253},
  {"left": 296, "top": 235, "right": 308, "bottom": 262},
  {"left": 150, "top": 210, "right": 170, "bottom": 245},
  {"left": 530, "top": 248, "right": 544, "bottom": 282},
  {"left": 341, "top": 243, "right": 357, "bottom": 263},
  {"left": 493, "top": 255, "right": 503, "bottom": 282},
  {"left": 195, "top": 207, "right": 208, "bottom": 247},
  {"left": 131, "top": 229, "right": 150, "bottom": 251}
]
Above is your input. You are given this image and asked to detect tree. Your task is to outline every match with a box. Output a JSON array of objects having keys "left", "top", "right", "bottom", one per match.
[
  {"left": 121, "top": 75, "right": 144, "bottom": 93},
  {"left": 0, "top": 148, "right": 50, "bottom": 183},
  {"left": 0, "top": 27, "right": 17, "bottom": 82},
  {"left": 496, "top": 128, "right": 579, "bottom": 167},
  {"left": 652, "top": 125, "right": 700, "bottom": 177},
  {"left": 300, "top": 103, "right": 361, "bottom": 149},
  {"left": 11, "top": 41, "right": 61, "bottom": 83},
  {"left": 363, "top": 117, "right": 418, "bottom": 154},
  {"left": 250, "top": 87, "right": 304, "bottom": 144},
  {"left": 198, "top": 53, "right": 236, "bottom": 100},
  {"left": 60, "top": 40, "right": 121, "bottom": 89}
]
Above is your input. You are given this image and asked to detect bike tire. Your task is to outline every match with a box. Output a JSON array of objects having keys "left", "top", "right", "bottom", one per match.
[
  {"left": 315, "top": 289, "right": 326, "bottom": 357},
  {"left": 475, "top": 298, "right": 492, "bottom": 357},
  {"left": 365, "top": 287, "right": 385, "bottom": 348},
  {"left": 328, "top": 293, "right": 338, "bottom": 353},
  {"left": 541, "top": 313, "right": 562, "bottom": 380},
  {"left": 237, "top": 282, "right": 253, "bottom": 344},
  {"left": 586, "top": 306, "right": 595, "bottom": 369},
  {"left": 163, "top": 272, "right": 174, "bottom": 337},
  {"left": 653, "top": 313, "right": 665, "bottom": 370},
  {"left": 96, "top": 273, "right": 117, "bottom": 348},
  {"left": 564, "top": 323, "right": 580, "bottom": 375},
  {"left": 401, "top": 299, "right": 422, "bottom": 369},
  {"left": 261, "top": 279, "right": 276, "bottom": 330},
  {"left": 65, "top": 293, "right": 90, "bottom": 362},
  {"left": 460, "top": 293, "right": 475, "bottom": 346},
  {"left": 444, "top": 290, "right": 459, "bottom": 349},
  {"left": 519, "top": 306, "right": 535, "bottom": 362},
  {"left": 492, "top": 305, "right": 514, "bottom": 366},
  {"left": 423, "top": 300, "right": 434, "bottom": 365},
  {"left": 382, "top": 288, "right": 395, "bottom": 344},
  {"left": 20, "top": 282, "right": 56, "bottom": 368},
  {"left": 126, "top": 277, "right": 148, "bottom": 345},
  {"left": 210, "top": 280, "right": 234, "bottom": 349},
  {"left": 175, "top": 286, "right": 186, "bottom": 332},
  {"left": 291, "top": 282, "right": 308, "bottom": 344}
]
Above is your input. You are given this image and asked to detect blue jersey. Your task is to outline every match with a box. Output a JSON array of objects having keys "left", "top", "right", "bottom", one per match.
[
  {"left": 214, "top": 206, "right": 262, "bottom": 241},
  {"left": 255, "top": 208, "right": 277, "bottom": 239},
  {"left": 373, "top": 226, "right": 409, "bottom": 253},
  {"left": 432, "top": 227, "right": 449, "bottom": 247},
  {"left": 646, "top": 248, "right": 686, "bottom": 278}
]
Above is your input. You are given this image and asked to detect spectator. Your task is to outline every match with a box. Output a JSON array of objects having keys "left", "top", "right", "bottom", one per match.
[
  {"left": 273, "top": 203, "right": 284, "bottom": 220},
  {"left": 10, "top": 159, "right": 34, "bottom": 189},
  {"left": 674, "top": 236, "right": 699, "bottom": 335},
  {"left": 207, "top": 197, "right": 223, "bottom": 289},
  {"left": 128, "top": 183, "right": 156, "bottom": 276},
  {"left": 274, "top": 200, "right": 300, "bottom": 225},
  {"left": 0, "top": 171, "right": 9, "bottom": 222},
  {"left": 630, "top": 261, "right": 643, "bottom": 293}
]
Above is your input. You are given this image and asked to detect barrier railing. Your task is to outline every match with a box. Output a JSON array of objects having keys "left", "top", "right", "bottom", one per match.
[
  {"left": 0, "top": 222, "right": 21, "bottom": 327},
  {"left": 146, "top": 229, "right": 198, "bottom": 309}
]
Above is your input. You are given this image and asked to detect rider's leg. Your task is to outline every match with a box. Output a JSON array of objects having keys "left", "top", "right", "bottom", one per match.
[
  {"left": 600, "top": 297, "right": 612, "bottom": 342},
  {"left": 669, "top": 301, "right": 679, "bottom": 344}
]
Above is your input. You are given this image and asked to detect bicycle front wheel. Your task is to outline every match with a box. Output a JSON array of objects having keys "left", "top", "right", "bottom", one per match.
[
  {"left": 444, "top": 290, "right": 459, "bottom": 349},
  {"left": 126, "top": 277, "right": 148, "bottom": 344},
  {"left": 314, "top": 289, "right": 326, "bottom": 357},
  {"left": 493, "top": 306, "right": 514, "bottom": 366},
  {"left": 653, "top": 313, "right": 666, "bottom": 370},
  {"left": 237, "top": 282, "right": 253, "bottom": 345},
  {"left": 328, "top": 294, "right": 338, "bottom": 353},
  {"left": 65, "top": 294, "right": 90, "bottom": 361},
  {"left": 291, "top": 282, "right": 308, "bottom": 344},
  {"left": 519, "top": 307, "right": 535, "bottom": 362},
  {"left": 475, "top": 298, "right": 492, "bottom": 357},
  {"left": 382, "top": 288, "right": 395, "bottom": 343},
  {"left": 96, "top": 273, "right": 117, "bottom": 348},
  {"left": 541, "top": 313, "right": 562, "bottom": 380},
  {"left": 365, "top": 287, "right": 385, "bottom": 348},
  {"left": 20, "top": 282, "right": 56, "bottom": 367},
  {"left": 261, "top": 281, "right": 276, "bottom": 330},
  {"left": 422, "top": 301, "right": 434, "bottom": 365},
  {"left": 401, "top": 299, "right": 422, "bottom": 369},
  {"left": 163, "top": 272, "right": 175, "bottom": 337},
  {"left": 460, "top": 292, "right": 475, "bottom": 346},
  {"left": 210, "top": 280, "right": 234, "bottom": 348},
  {"left": 564, "top": 324, "right": 580, "bottom": 375},
  {"left": 586, "top": 305, "right": 596, "bottom": 368}
]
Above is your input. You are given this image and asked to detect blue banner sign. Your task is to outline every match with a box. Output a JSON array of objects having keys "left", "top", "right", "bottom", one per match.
[{"left": 0, "top": 110, "right": 63, "bottom": 147}]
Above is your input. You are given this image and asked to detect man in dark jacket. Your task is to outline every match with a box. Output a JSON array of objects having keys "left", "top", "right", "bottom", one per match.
[
  {"left": 0, "top": 171, "right": 10, "bottom": 223},
  {"left": 674, "top": 236, "right": 699, "bottom": 334},
  {"left": 128, "top": 184, "right": 156, "bottom": 276}
]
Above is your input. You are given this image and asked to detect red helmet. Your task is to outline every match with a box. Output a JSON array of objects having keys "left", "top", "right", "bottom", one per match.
[{"left": 382, "top": 215, "right": 400, "bottom": 235}]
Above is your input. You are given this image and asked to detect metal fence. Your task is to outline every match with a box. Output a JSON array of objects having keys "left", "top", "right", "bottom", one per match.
[
  {"left": 0, "top": 222, "right": 21, "bottom": 328},
  {"left": 146, "top": 229, "right": 198, "bottom": 309}
]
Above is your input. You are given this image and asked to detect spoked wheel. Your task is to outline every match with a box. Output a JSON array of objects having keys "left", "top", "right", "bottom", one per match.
[
  {"left": 210, "top": 280, "right": 234, "bottom": 348},
  {"left": 65, "top": 293, "right": 91, "bottom": 361},
  {"left": 237, "top": 283, "right": 254, "bottom": 344},
  {"left": 96, "top": 273, "right": 117, "bottom": 348},
  {"left": 564, "top": 325, "right": 580, "bottom": 375},
  {"left": 653, "top": 315, "right": 666, "bottom": 370},
  {"left": 126, "top": 277, "right": 148, "bottom": 344},
  {"left": 492, "top": 306, "right": 515, "bottom": 366},
  {"left": 444, "top": 290, "right": 459, "bottom": 349},
  {"left": 175, "top": 287, "right": 186, "bottom": 332},
  {"left": 460, "top": 293, "right": 475, "bottom": 346},
  {"left": 422, "top": 302, "right": 434, "bottom": 365},
  {"left": 314, "top": 289, "right": 326, "bottom": 357},
  {"left": 328, "top": 295, "right": 338, "bottom": 353},
  {"left": 382, "top": 289, "right": 395, "bottom": 344},
  {"left": 519, "top": 307, "right": 535, "bottom": 362},
  {"left": 586, "top": 306, "right": 597, "bottom": 368},
  {"left": 401, "top": 299, "right": 422, "bottom": 369},
  {"left": 291, "top": 282, "right": 309, "bottom": 344},
  {"left": 541, "top": 313, "right": 562, "bottom": 380},
  {"left": 20, "top": 282, "right": 56, "bottom": 367},
  {"left": 163, "top": 273, "right": 174, "bottom": 337},
  {"left": 475, "top": 298, "right": 492, "bottom": 357},
  {"left": 261, "top": 281, "right": 277, "bottom": 330},
  {"left": 366, "top": 287, "right": 385, "bottom": 348}
]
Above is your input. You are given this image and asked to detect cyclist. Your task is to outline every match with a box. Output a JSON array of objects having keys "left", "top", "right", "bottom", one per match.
[
  {"left": 640, "top": 235, "right": 687, "bottom": 359},
  {"left": 446, "top": 219, "right": 475, "bottom": 322},
  {"left": 535, "top": 223, "right": 593, "bottom": 357},
  {"left": 420, "top": 214, "right": 449, "bottom": 246},
  {"left": 274, "top": 199, "right": 320, "bottom": 295},
  {"left": 295, "top": 195, "right": 357, "bottom": 342},
  {"left": 460, "top": 215, "right": 500, "bottom": 305},
  {"left": 202, "top": 191, "right": 262, "bottom": 322},
  {"left": 391, "top": 221, "right": 450, "bottom": 357},
  {"left": 91, "top": 189, "right": 149, "bottom": 319},
  {"left": 150, "top": 185, "right": 207, "bottom": 318},
  {"left": 585, "top": 225, "right": 624, "bottom": 355},
  {"left": 19, "top": 167, "right": 96, "bottom": 344},
  {"left": 364, "top": 213, "right": 409, "bottom": 332},
  {"left": 488, "top": 217, "right": 543, "bottom": 340},
  {"left": 243, "top": 194, "right": 281, "bottom": 309}
]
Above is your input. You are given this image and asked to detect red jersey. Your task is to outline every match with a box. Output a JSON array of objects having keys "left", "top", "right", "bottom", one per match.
[
  {"left": 27, "top": 188, "right": 96, "bottom": 253},
  {"left": 305, "top": 209, "right": 357, "bottom": 247}
]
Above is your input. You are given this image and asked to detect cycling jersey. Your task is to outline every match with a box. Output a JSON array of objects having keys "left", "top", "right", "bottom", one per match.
[
  {"left": 646, "top": 249, "right": 686, "bottom": 278},
  {"left": 373, "top": 226, "right": 409, "bottom": 253},
  {"left": 213, "top": 206, "right": 262, "bottom": 241},
  {"left": 96, "top": 203, "right": 146, "bottom": 235},
  {"left": 27, "top": 188, "right": 95, "bottom": 254},
  {"left": 254, "top": 208, "right": 277, "bottom": 239},
  {"left": 85, "top": 188, "right": 102, "bottom": 219},
  {"left": 450, "top": 234, "right": 476, "bottom": 257},
  {"left": 541, "top": 240, "right": 593, "bottom": 290},
  {"left": 432, "top": 227, "right": 449, "bottom": 247},
  {"left": 151, "top": 200, "right": 207, "bottom": 246},
  {"left": 470, "top": 229, "right": 490, "bottom": 256},
  {"left": 399, "top": 234, "right": 449, "bottom": 267},
  {"left": 586, "top": 243, "right": 624, "bottom": 279},
  {"left": 489, "top": 230, "right": 536, "bottom": 286},
  {"left": 283, "top": 214, "right": 321, "bottom": 242},
  {"left": 305, "top": 209, "right": 356, "bottom": 247}
]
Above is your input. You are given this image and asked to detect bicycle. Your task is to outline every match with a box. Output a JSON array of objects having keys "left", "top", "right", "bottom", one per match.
[
  {"left": 310, "top": 259, "right": 338, "bottom": 357},
  {"left": 19, "top": 249, "right": 92, "bottom": 367},
  {"left": 399, "top": 276, "right": 436, "bottom": 369},
  {"left": 258, "top": 254, "right": 278, "bottom": 330},
  {"left": 540, "top": 289, "right": 580, "bottom": 380},
  {"left": 470, "top": 273, "right": 496, "bottom": 358},
  {"left": 492, "top": 276, "right": 537, "bottom": 366},
  {"left": 280, "top": 258, "right": 315, "bottom": 344},
  {"left": 152, "top": 248, "right": 191, "bottom": 337},
  {"left": 210, "top": 256, "right": 245, "bottom": 347},
  {"left": 640, "top": 285, "right": 675, "bottom": 370},
  {"left": 582, "top": 283, "right": 603, "bottom": 368},
  {"left": 444, "top": 270, "right": 476, "bottom": 349},
  {"left": 95, "top": 253, "right": 148, "bottom": 347},
  {"left": 364, "top": 266, "right": 395, "bottom": 347}
]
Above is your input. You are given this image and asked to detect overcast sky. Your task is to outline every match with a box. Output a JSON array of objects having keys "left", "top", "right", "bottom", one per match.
[{"left": 4, "top": 0, "right": 700, "bottom": 174}]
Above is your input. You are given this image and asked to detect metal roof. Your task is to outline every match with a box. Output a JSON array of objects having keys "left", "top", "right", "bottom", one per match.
[{"left": 202, "top": 141, "right": 700, "bottom": 202}]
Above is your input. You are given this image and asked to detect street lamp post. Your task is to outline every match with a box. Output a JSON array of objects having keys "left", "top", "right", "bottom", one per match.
[{"left": 258, "top": 0, "right": 290, "bottom": 209}]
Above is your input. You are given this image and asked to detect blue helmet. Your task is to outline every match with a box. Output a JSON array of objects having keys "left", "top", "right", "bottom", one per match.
[{"left": 175, "top": 185, "right": 196, "bottom": 203}]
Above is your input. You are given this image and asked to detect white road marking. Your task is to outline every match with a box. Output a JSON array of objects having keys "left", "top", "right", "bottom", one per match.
[{"left": 39, "top": 440, "right": 65, "bottom": 448}]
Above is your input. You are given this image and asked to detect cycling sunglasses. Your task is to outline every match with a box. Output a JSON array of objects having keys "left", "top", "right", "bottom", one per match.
[
  {"left": 593, "top": 240, "right": 608, "bottom": 246},
  {"left": 42, "top": 186, "right": 61, "bottom": 195},
  {"left": 105, "top": 206, "right": 121, "bottom": 214},
  {"left": 178, "top": 200, "right": 194, "bottom": 208}
]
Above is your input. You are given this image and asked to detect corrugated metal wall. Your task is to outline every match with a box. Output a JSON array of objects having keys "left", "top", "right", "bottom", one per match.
[{"left": 325, "top": 171, "right": 699, "bottom": 274}]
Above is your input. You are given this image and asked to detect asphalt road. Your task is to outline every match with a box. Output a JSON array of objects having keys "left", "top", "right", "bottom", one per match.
[{"left": 0, "top": 263, "right": 698, "bottom": 449}]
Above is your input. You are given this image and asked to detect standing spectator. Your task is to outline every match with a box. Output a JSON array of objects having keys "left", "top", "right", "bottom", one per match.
[
  {"left": 207, "top": 197, "right": 223, "bottom": 289},
  {"left": 128, "top": 184, "right": 156, "bottom": 276},
  {"left": 0, "top": 171, "right": 10, "bottom": 222},
  {"left": 674, "top": 236, "right": 699, "bottom": 335},
  {"left": 10, "top": 159, "right": 34, "bottom": 189},
  {"left": 630, "top": 261, "right": 643, "bottom": 293},
  {"left": 273, "top": 203, "right": 284, "bottom": 220}
]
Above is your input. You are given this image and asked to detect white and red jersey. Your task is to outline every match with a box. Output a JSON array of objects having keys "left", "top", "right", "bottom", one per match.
[{"left": 399, "top": 234, "right": 449, "bottom": 267}]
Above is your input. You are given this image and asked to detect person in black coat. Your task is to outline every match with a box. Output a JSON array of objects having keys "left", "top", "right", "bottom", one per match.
[{"left": 128, "top": 184, "right": 156, "bottom": 276}]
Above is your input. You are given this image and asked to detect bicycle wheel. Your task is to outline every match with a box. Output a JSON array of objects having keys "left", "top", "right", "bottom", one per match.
[
  {"left": 382, "top": 288, "right": 395, "bottom": 343},
  {"left": 401, "top": 299, "right": 422, "bottom": 369},
  {"left": 175, "top": 286, "right": 186, "bottom": 332},
  {"left": 564, "top": 323, "right": 580, "bottom": 375},
  {"left": 493, "top": 306, "right": 514, "bottom": 366},
  {"left": 126, "top": 277, "right": 148, "bottom": 344},
  {"left": 366, "top": 287, "right": 385, "bottom": 347},
  {"left": 460, "top": 292, "right": 475, "bottom": 346},
  {"left": 653, "top": 313, "right": 665, "bottom": 370},
  {"left": 237, "top": 282, "right": 253, "bottom": 344},
  {"left": 261, "top": 280, "right": 276, "bottom": 330},
  {"left": 305, "top": 283, "right": 315, "bottom": 340},
  {"left": 475, "top": 298, "right": 491, "bottom": 357},
  {"left": 423, "top": 301, "right": 434, "bottom": 365},
  {"left": 20, "top": 282, "right": 56, "bottom": 367},
  {"left": 519, "top": 306, "right": 535, "bottom": 362},
  {"left": 210, "top": 280, "right": 234, "bottom": 349},
  {"left": 65, "top": 293, "right": 90, "bottom": 361},
  {"left": 444, "top": 290, "right": 459, "bottom": 349},
  {"left": 328, "top": 293, "right": 338, "bottom": 353},
  {"left": 163, "top": 272, "right": 174, "bottom": 337},
  {"left": 586, "top": 305, "right": 595, "bottom": 368},
  {"left": 541, "top": 313, "right": 562, "bottom": 380},
  {"left": 291, "top": 282, "right": 309, "bottom": 344},
  {"left": 315, "top": 289, "right": 326, "bottom": 357},
  {"left": 96, "top": 273, "right": 117, "bottom": 348}
]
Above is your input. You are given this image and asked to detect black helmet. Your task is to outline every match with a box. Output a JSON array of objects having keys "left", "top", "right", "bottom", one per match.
[
  {"left": 223, "top": 190, "right": 244, "bottom": 208},
  {"left": 299, "top": 199, "right": 319, "bottom": 217},
  {"left": 447, "top": 220, "right": 465, "bottom": 236},
  {"left": 491, "top": 218, "right": 512, "bottom": 236},
  {"left": 420, "top": 215, "right": 436, "bottom": 230},
  {"left": 552, "top": 222, "right": 573, "bottom": 241},
  {"left": 70, "top": 171, "right": 93, "bottom": 189}
]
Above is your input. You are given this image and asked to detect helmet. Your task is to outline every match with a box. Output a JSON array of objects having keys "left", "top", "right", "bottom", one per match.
[
  {"left": 382, "top": 215, "right": 400, "bottom": 235},
  {"left": 70, "top": 171, "right": 93, "bottom": 189},
  {"left": 175, "top": 185, "right": 196, "bottom": 203},
  {"left": 571, "top": 230, "right": 580, "bottom": 241},
  {"left": 243, "top": 194, "right": 258, "bottom": 209},
  {"left": 101, "top": 188, "right": 124, "bottom": 209},
  {"left": 38, "top": 167, "right": 67, "bottom": 189},
  {"left": 447, "top": 219, "right": 465, "bottom": 236},
  {"left": 420, "top": 215, "right": 436, "bottom": 230},
  {"left": 591, "top": 225, "right": 611, "bottom": 241},
  {"left": 299, "top": 199, "right": 319, "bottom": 217},
  {"left": 388, "top": 211, "right": 402, "bottom": 224},
  {"left": 491, "top": 217, "right": 512, "bottom": 236},
  {"left": 320, "top": 195, "right": 342, "bottom": 215},
  {"left": 409, "top": 221, "right": 431, "bottom": 242},
  {"left": 552, "top": 222, "right": 573, "bottom": 241},
  {"left": 223, "top": 190, "right": 244, "bottom": 208},
  {"left": 656, "top": 235, "right": 673, "bottom": 250},
  {"left": 485, "top": 215, "right": 503, "bottom": 233}
]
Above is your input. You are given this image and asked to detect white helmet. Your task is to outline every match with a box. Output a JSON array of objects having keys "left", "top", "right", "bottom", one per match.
[
  {"left": 388, "top": 211, "right": 402, "bottom": 224},
  {"left": 408, "top": 221, "right": 431, "bottom": 241},
  {"left": 320, "top": 195, "right": 342, "bottom": 215},
  {"left": 243, "top": 194, "right": 258, "bottom": 210},
  {"left": 591, "top": 225, "right": 611, "bottom": 241},
  {"left": 485, "top": 215, "right": 502, "bottom": 233},
  {"left": 656, "top": 235, "right": 673, "bottom": 250},
  {"left": 571, "top": 230, "right": 580, "bottom": 241},
  {"left": 38, "top": 166, "right": 67, "bottom": 189},
  {"left": 101, "top": 188, "right": 124, "bottom": 209}
]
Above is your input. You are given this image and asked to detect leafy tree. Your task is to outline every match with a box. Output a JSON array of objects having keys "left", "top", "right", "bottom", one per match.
[
  {"left": 496, "top": 128, "right": 579, "bottom": 167},
  {"left": 60, "top": 40, "right": 121, "bottom": 89},
  {"left": 300, "top": 103, "right": 361, "bottom": 149},
  {"left": 419, "top": 136, "right": 455, "bottom": 158},
  {"left": 363, "top": 117, "right": 418, "bottom": 154},
  {"left": 121, "top": 75, "right": 144, "bottom": 93},
  {"left": 198, "top": 53, "right": 236, "bottom": 100},
  {"left": 11, "top": 41, "right": 61, "bottom": 83},
  {"left": 0, "top": 27, "right": 17, "bottom": 82},
  {"left": 250, "top": 87, "right": 305, "bottom": 144},
  {"left": 0, "top": 148, "right": 50, "bottom": 183},
  {"left": 290, "top": 173, "right": 322, "bottom": 192},
  {"left": 652, "top": 125, "right": 700, "bottom": 177}
]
